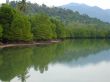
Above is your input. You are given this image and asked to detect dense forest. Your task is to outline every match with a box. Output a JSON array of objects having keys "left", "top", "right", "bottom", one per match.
[{"left": 0, "top": 1, "right": 110, "bottom": 43}]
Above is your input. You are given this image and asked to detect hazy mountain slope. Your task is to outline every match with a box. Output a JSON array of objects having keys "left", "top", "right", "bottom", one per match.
[
  {"left": 10, "top": 1, "right": 105, "bottom": 25},
  {"left": 61, "top": 3, "right": 110, "bottom": 23}
]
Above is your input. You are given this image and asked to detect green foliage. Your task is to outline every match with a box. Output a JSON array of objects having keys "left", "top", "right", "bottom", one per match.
[
  {"left": 50, "top": 18, "right": 66, "bottom": 38},
  {"left": 17, "top": 0, "right": 26, "bottom": 12},
  {"left": 30, "top": 14, "right": 55, "bottom": 40},
  {"left": 22, "top": 2, "right": 106, "bottom": 24},
  {"left": 0, "top": 4, "right": 15, "bottom": 26},
  {"left": 0, "top": 4, "right": 33, "bottom": 42},
  {"left": 9, "top": 1, "right": 110, "bottom": 39},
  {"left": 67, "top": 22, "right": 110, "bottom": 38},
  {"left": 0, "top": 25, "right": 3, "bottom": 40},
  {"left": 8, "top": 13, "right": 33, "bottom": 41},
  {"left": 0, "top": 2, "right": 110, "bottom": 42},
  {"left": 0, "top": 4, "right": 16, "bottom": 40},
  {"left": 10, "top": 1, "right": 106, "bottom": 24}
]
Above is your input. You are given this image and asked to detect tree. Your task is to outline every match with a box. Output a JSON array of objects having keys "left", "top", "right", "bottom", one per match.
[
  {"left": 6, "top": 0, "right": 9, "bottom": 4},
  {"left": 0, "top": 4, "right": 16, "bottom": 42},
  {"left": 0, "top": 25, "right": 3, "bottom": 40},
  {"left": 8, "top": 13, "right": 33, "bottom": 41},
  {"left": 50, "top": 18, "right": 66, "bottom": 38},
  {"left": 0, "top": 4, "right": 33, "bottom": 42},
  {"left": 17, "top": 0, "right": 26, "bottom": 12},
  {"left": 31, "top": 14, "right": 55, "bottom": 40}
]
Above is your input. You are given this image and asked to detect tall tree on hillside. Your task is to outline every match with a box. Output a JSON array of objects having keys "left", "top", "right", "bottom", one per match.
[
  {"left": 6, "top": 0, "right": 9, "bottom": 4},
  {"left": 17, "top": 0, "right": 26, "bottom": 12}
]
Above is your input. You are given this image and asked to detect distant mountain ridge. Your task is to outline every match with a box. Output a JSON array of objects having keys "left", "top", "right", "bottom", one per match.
[{"left": 61, "top": 3, "right": 110, "bottom": 23}]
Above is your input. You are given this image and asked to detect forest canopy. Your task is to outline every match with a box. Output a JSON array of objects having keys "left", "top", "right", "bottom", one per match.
[{"left": 0, "top": 1, "right": 110, "bottom": 43}]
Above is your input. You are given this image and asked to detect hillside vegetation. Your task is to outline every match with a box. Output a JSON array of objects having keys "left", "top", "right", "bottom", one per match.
[
  {"left": 61, "top": 3, "right": 110, "bottom": 23},
  {"left": 0, "top": 1, "right": 110, "bottom": 43}
]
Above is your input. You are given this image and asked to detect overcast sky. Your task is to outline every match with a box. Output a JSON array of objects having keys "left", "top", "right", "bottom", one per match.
[{"left": 0, "top": 0, "right": 110, "bottom": 9}]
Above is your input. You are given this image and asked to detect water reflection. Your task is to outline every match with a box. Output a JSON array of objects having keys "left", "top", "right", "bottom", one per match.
[{"left": 0, "top": 40, "right": 110, "bottom": 82}]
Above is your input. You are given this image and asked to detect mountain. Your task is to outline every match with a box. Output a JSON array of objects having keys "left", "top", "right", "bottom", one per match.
[
  {"left": 9, "top": 1, "right": 105, "bottom": 25},
  {"left": 61, "top": 3, "right": 110, "bottom": 23}
]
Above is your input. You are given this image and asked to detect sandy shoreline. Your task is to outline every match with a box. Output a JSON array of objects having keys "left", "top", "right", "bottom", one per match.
[{"left": 0, "top": 40, "right": 61, "bottom": 48}]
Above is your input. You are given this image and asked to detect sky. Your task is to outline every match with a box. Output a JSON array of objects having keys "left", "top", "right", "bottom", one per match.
[{"left": 0, "top": 0, "right": 110, "bottom": 9}]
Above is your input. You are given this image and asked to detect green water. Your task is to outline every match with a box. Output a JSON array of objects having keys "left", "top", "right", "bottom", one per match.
[{"left": 0, "top": 40, "right": 110, "bottom": 82}]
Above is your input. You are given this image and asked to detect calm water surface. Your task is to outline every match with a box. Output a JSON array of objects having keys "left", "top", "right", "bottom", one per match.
[{"left": 0, "top": 40, "right": 110, "bottom": 82}]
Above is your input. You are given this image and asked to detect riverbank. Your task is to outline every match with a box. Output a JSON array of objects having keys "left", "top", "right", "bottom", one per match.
[{"left": 0, "top": 40, "right": 61, "bottom": 48}]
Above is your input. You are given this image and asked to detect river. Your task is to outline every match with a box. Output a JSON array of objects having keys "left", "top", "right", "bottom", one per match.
[{"left": 0, "top": 39, "right": 110, "bottom": 82}]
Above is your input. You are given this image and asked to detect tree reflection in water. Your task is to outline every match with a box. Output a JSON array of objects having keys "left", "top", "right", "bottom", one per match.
[{"left": 0, "top": 39, "right": 110, "bottom": 82}]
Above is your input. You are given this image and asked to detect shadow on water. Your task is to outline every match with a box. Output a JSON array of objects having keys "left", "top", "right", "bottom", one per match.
[{"left": 0, "top": 39, "right": 110, "bottom": 82}]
